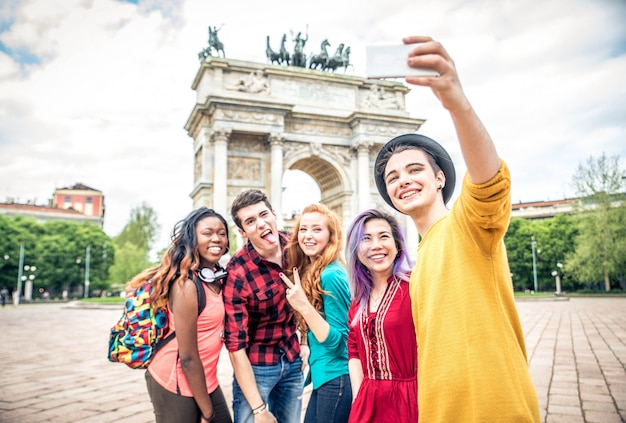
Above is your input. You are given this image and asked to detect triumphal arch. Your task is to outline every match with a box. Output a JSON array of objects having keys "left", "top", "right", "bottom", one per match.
[{"left": 184, "top": 56, "right": 425, "bottom": 242}]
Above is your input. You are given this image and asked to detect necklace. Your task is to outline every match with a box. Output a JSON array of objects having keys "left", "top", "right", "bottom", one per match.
[{"left": 370, "top": 285, "right": 387, "bottom": 311}]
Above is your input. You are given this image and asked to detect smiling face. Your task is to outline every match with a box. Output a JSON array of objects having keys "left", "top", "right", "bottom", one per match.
[
  {"left": 357, "top": 218, "right": 398, "bottom": 281},
  {"left": 297, "top": 211, "right": 330, "bottom": 259},
  {"left": 236, "top": 201, "right": 280, "bottom": 257},
  {"left": 384, "top": 148, "right": 445, "bottom": 216},
  {"left": 196, "top": 216, "right": 229, "bottom": 268}
]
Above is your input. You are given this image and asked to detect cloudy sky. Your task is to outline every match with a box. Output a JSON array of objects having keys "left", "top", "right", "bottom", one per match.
[{"left": 1, "top": 0, "right": 625, "bottom": 252}]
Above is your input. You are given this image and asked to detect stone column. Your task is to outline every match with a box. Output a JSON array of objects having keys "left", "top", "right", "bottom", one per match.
[
  {"left": 354, "top": 141, "right": 373, "bottom": 212},
  {"left": 199, "top": 127, "right": 212, "bottom": 183},
  {"left": 269, "top": 133, "right": 285, "bottom": 227},
  {"left": 212, "top": 128, "right": 231, "bottom": 215}
]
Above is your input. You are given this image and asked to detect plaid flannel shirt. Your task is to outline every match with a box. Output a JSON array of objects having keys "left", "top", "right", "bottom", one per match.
[{"left": 223, "top": 232, "right": 300, "bottom": 365}]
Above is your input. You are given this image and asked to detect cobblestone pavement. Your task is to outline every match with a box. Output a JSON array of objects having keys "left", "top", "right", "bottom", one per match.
[{"left": 0, "top": 297, "right": 624, "bottom": 422}]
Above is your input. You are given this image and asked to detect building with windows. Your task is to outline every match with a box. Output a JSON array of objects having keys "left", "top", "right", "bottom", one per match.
[{"left": 0, "top": 183, "right": 105, "bottom": 227}]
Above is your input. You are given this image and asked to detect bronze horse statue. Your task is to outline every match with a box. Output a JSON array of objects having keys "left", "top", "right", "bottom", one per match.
[
  {"left": 339, "top": 46, "right": 353, "bottom": 73},
  {"left": 309, "top": 39, "right": 330, "bottom": 70},
  {"left": 266, "top": 36, "right": 281, "bottom": 65},
  {"left": 207, "top": 26, "right": 225, "bottom": 57},
  {"left": 278, "top": 34, "right": 290, "bottom": 65},
  {"left": 324, "top": 43, "right": 344, "bottom": 72}
]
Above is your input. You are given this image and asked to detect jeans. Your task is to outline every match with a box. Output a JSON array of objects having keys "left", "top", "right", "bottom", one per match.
[
  {"left": 304, "top": 374, "right": 352, "bottom": 423},
  {"left": 233, "top": 354, "right": 303, "bottom": 423}
]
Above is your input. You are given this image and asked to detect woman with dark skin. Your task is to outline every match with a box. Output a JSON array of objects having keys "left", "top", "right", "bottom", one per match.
[{"left": 127, "top": 207, "right": 232, "bottom": 423}]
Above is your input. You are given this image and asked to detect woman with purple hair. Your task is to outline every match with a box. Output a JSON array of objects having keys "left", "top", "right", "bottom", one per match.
[{"left": 345, "top": 209, "right": 417, "bottom": 422}]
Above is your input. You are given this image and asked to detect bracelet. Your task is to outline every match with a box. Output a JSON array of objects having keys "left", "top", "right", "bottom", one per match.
[
  {"left": 201, "top": 413, "right": 213, "bottom": 422},
  {"left": 252, "top": 402, "right": 267, "bottom": 415}
]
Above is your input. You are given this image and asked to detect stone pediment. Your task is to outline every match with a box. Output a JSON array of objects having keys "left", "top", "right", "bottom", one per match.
[{"left": 188, "top": 57, "right": 416, "bottom": 123}]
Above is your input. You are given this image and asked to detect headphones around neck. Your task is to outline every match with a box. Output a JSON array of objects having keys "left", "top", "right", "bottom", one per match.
[{"left": 198, "top": 266, "right": 228, "bottom": 284}]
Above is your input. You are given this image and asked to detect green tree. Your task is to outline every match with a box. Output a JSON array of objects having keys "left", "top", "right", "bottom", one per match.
[
  {"left": 108, "top": 203, "right": 160, "bottom": 292},
  {"left": 114, "top": 202, "right": 160, "bottom": 259},
  {"left": 505, "top": 215, "right": 578, "bottom": 292},
  {"left": 566, "top": 207, "right": 626, "bottom": 291},
  {"left": 0, "top": 216, "right": 24, "bottom": 291},
  {"left": 0, "top": 215, "right": 113, "bottom": 298},
  {"left": 505, "top": 218, "right": 535, "bottom": 291},
  {"left": 568, "top": 153, "right": 626, "bottom": 291},
  {"left": 539, "top": 215, "right": 579, "bottom": 292},
  {"left": 107, "top": 242, "right": 151, "bottom": 292}
]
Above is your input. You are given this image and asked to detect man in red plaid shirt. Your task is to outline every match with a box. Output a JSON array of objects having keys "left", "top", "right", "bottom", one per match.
[{"left": 224, "top": 189, "right": 306, "bottom": 423}]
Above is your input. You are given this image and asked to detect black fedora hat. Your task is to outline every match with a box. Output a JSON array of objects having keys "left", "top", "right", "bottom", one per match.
[{"left": 374, "top": 133, "right": 456, "bottom": 210}]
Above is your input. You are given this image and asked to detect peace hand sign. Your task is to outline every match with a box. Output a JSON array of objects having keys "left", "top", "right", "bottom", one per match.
[{"left": 279, "top": 268, "right": 309, "bottom": 314}]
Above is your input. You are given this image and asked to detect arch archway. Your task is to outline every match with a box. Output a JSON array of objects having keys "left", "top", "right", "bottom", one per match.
[
  {"left": 185, "top": 56, "right": 426, "bottom": 258},
  {"left": 284, "top": 147, "right": 353, "bottom": 229}
]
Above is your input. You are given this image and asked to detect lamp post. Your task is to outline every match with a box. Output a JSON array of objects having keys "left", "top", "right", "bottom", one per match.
[
  {"left": 554, "top": 262, "right": 563, "bottom": 294},
  {"left": 84, "top": 245, "right": 91, "bottom": 298},
  {"left": 76, "top": 245, "right": 91, "bottom": 299},
  {"left": 22, "top": 265, "right": 36, "bottom": 301},
  {"left": 1, "top": 254, "right": 8, "bottom": 306},
  {"left": 15, "top": 243, "right": 24, "bottom": 305},
  {"left": 531, "top": 236, "right": 538, "bottom": 293},
  {"left": 74, "top": 257, "right": 82, "bottom": 300}
]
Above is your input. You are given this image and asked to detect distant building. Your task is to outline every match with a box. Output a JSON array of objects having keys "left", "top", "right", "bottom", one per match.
[
  {"left": 52, "top": 183, "right": 104, "bottom": 219},
  {"left": 0, "top": 183, "right": 105, "bottom": 227},
  {"left": 511, "top": 198, "right": 575, "bottom": 220},
  {"left": 510, "top": 194, "right": 625, "bottom": 220}
]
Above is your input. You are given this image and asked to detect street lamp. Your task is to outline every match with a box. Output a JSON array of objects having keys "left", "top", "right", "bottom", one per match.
[
  {"left": 84, "top": 245, "right": 91, "bottom": 298},
  {"left": 22, "top": 265, "right": 36, "bottom": 301},
  {"left": 15, "top": 243, "right": 25, "bottom": 305},
  {"left": 75, "top": 258, "right": 82, "bottom": 300},
  {"left": 552, "top": 262, "right": 564, "bottom": 295},
  {"left": 531, "top": 236, "right": 538, "bottom": 293},
  {"left": 76, "top": 245, "right": 91, "bottom": 299}
]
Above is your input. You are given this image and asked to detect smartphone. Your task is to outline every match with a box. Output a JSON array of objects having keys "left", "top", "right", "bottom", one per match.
[{"left": 365, "top": 43, "right": 439, "bottom": 79}]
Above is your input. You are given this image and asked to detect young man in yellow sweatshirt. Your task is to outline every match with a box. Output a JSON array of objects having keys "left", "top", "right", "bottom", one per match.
[{"left": 374, "top": 35, "right": 540, "bottom": 422}]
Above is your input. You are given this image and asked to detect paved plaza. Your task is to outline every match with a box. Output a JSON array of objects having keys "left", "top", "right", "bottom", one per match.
[{"left": 0, "top": 297, "right": 624, "bottom": 423}]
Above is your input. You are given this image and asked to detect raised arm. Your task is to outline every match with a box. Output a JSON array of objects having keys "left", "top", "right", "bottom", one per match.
[{"left": 402, "top": 35, "right": 501, "bottom": 184}]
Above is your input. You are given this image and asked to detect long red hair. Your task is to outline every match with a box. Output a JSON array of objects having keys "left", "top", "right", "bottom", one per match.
[{"left": 285, "top": 203, "right": 345, "bottom": 334}]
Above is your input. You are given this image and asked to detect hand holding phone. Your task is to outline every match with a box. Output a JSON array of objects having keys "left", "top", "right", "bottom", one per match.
[{"left": 366, "top": 43, "right": 439, "bottom": 79}]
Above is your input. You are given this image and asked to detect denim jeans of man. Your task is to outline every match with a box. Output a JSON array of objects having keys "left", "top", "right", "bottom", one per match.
[
  {"left": 233, "top": 354, "right": 303, "bottom": 423},
  {"left": 303, "top": 374, "right": 352, "bottom": 423}
]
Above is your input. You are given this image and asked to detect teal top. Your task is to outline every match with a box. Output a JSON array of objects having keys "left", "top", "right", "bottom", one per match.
[{"left": 307, "top": 260, "right": 351, "bottom": 389}]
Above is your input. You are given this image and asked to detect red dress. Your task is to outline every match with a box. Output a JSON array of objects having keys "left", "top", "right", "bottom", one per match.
[{"left": 348, "top": 278, "right": 418, "bottom": 422}]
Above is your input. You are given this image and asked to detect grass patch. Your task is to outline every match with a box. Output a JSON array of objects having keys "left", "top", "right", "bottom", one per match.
[
  {"left": 514, "top": 291, "right": 557, "bottom": 298},
  {"left": 81, "top": 297, "right": 125, "bottom": 304}
]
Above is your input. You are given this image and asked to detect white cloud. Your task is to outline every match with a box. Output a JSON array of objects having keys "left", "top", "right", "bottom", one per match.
[{"left": 0, "top": 0, "right": 625, "bottom": 252}]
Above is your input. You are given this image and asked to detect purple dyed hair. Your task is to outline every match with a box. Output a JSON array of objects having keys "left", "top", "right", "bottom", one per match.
[{"left": 345, "top": 209, "right": 413, "bottom": 326}]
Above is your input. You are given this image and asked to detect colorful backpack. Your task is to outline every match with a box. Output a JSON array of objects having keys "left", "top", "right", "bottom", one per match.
[{"left": 107, "top": 272, "right": 206, "bottom": 369}]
